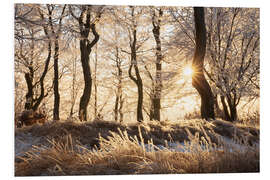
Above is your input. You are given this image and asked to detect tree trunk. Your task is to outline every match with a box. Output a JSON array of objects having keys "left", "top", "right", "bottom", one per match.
[
  {"left": 152, "top": 9, "right": 163, "bottom": 121},
  {"left": 119, "top": 93, "right": 124, "bottom": 123},
  {"left": 128, "top": 8, "right": 144, "bottom": 122},
  {"left": 24, "top": 71, "right": 34, "bottom": 110},
  {"left": 149, "top": 93, "right": 154, "bottom": 120},
  {"left": 79, "top": 45, "right": 92, "bottom": 121},
  {"left": 24, "top": 33, "right": 35, "bottom": 110},
  {"left": 69, "top": 57, "right": 77, "bottom": 117},
  {"left": 114, "top": 95, "right": 119, "bottom": 121},
  {"left": 32, "top": 40, "right": 52, "bottom": 111},
  {"left": 214, "top": 95, "right": 223, "bottom": 118},
  {"left": 74, "top": 6, "right": 100, "bottom": 121},
  {"left": 47, "top": 5, "right": 63, "bottom": 121},
  {"left": 128, "top": 63, "right": 144, "bottom": 122},
  {"left": 137, "top": 74, "right": 144, "bottom": 122},
  {"left": 94, "top": 44, "right": 98, "bottom": 118},
  {"left": 53, "top": 38, "right": 60, "bottom": 120},
  {"left": 192, "top": 7, "right": 215, "bottom": 120},
  {"left": 220, "top": 95, "right": 238, "bottom": 122},
  {"left": 220, "top": 95, "right": 231, "bottom": 121}
]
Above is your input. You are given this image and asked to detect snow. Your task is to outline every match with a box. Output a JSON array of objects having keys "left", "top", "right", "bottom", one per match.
[
  {"left": 15, "top": 132, "right": 44, "bottom": 157},
  {"left": 15, "top": 131, "right": 258, "bottom": 161},
  {"left": 142, "top": 136, "right": 258, "bottom": 153}
]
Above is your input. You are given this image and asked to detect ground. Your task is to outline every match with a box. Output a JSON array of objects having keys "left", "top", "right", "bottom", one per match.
[{"left": 15, "top": 118, "right": 259, "bottom": 176}]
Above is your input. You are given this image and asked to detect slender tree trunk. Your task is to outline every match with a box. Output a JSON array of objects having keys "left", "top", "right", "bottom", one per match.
[
  {"left": 114, "top": 95, "right": 119, "bottom": 121},
  {"left": 24, "top": 32, "right": 35, "bottom": 110},
  {"left": 128, "top": 63, "right": 144, "bottom": 122},
  {"left": 213, "top": 95, "right": 223, "bottom": 118},
  {"left": 137, "top": 74, "right": 144, "bottom": 122},
  {"left": 192, "top": 7, "right": 215, "bottom": 120},
  {"left": 152, "top": 9, "right": 163, "bottom": 121},
  {"left": 32, "top": 40, "right": 52, "bottom": 111},
  {"left": 94, "top": 44, "right": 98, "bottom": 118},
  {"left": 73, "top": 6, "right": 100, "bottom": 121},
  {"left": 53, "top": 38, "right": 60, "bottom": 120},
  {"left": 220, "top": 95, "right": 238, "bottom": 122},
  {"left": 229, "top": 104, "right": 237, "bottom": 122},
  {"left": 114, "top": 48, "right": 123, "bottom": 122},
  {"left": 119, "top": 93, "right": 124, "bottom": 123},
  {"left": 149, "top": 93, "right": 154, "bottom": 120},
  {"left": 128, "top": 7, "right": 144, "bottom": 122},
  {"left": 24, "top": 70, "right": 34, "bottom": 110},
  {"left": 79, "top": 45, "right": 92, "bottom": 121},
  {"left": 69, "top": 57, "right": 76, "bottom": 117},
  {"left": 47, "top": 5, "right": 65, "bottom": 121},
  {"left": 220, "top": 95, "right": 231, "bottom": 121}
]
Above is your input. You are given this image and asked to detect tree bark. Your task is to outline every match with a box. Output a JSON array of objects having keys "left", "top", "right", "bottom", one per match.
[
  {"left": 32, "top": 40, "right": 52, "bottom": 111},
  {"left": 114, "top": 51, "right": 123, "bottom": 122},
  {"left": 192, "top": 7, "right": 215, "bottom": 120},
  {"left": 74, "top": 6, "right": 100, "bottom": 121},
  {"left": 94, "top": 44, "right": 98, "bottom": 118},
  {"left": 119, "top": 93, "right": 124, "bottom": 123},
  {"left": 79, "top": 46, "right": 92, "bottom": 121},
  {"left": 128, "top": 7, "right": 144, "bottom": 122},
  {"left": 52, "top": 38, "right": 60, "bottom": 120},
  {"left": 47, "top": 5, "right": 66, "bottom": 121},
  {"left": 24, "top": 70, "right": 34, "bottom": 110},
  {"left": 220, "top": 95, "right": 238, "bottom": 122},
  {"left": 151, "top": 8, "right": 163, "bottom": 121},
  {"left": 220, "top": 95, "right": 231, "bottom": 121}
]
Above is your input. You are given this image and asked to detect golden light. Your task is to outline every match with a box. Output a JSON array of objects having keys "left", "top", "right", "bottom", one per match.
[{"left": 183, "top": 66, "right": 193, "bottom": 77}]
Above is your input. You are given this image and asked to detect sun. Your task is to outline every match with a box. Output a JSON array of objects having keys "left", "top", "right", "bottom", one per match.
[{"left": 183, "top": 66, "right": 193, "bottom": 77}]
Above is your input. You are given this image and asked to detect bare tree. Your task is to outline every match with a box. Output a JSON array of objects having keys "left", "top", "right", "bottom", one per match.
[
  {"left": 69, "top": 5, "right": 103, "bottom": 121},
  {"left": 46, "top": 4, "right": 66, "bottom": 120},
  {"left": 15, "top": 4, "right": 52, "bottom": 112},
  {"left": 150, "top": 8, "right": 163, "bottom": 121},
  {"left": 191, "top": 7, "right": 215, "bottom": 120},
  {"left": 127, "top": 6, "right": 144, "bottom": 122},
  {"left": 204, "top": 8, "right": 259, "bottom": 121}
]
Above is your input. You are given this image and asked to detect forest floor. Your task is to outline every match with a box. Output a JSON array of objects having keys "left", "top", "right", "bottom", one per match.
[{"left": 14, "top": 118, "right": 259, "bottom": 176}]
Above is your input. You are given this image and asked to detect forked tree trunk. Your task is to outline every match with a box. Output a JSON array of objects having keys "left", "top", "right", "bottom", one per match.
[
  {"left": 192, "top": 7, "right": 215, "bottom": 120},
  {"left": 73, "top": 6, "right": 100, "bottom": 121},
  {"left": 128, "top": 7, "right": 144, "bottom": 122},
  {"left": 32, "top": 40, "right": 52, "bottom": 111},
  {"left": 221, "top": 95, "right": 238, "bottom": 122}
]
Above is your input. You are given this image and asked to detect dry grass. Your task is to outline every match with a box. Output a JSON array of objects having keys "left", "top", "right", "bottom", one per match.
[{"left": 15, "top": 118, "right": 259, "bottom": 176}]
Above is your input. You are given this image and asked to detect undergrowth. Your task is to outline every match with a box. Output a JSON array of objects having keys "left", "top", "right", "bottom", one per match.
[{"left": 15, "top": 119, "right": 259, "bottom": 176}]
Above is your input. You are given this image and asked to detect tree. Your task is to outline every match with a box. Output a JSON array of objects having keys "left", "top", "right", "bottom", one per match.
[
  {"left": 191, "top": 7, "right": 215, "bottom": 120},
  {"left": 112, "top": 47, "right": 124, "bottom": 123},
  {"left": 204, "top": 8, "right": 259, "bottom": 122},
  {"left": 127, "top": 6, "right": 144, "bottom": 122},
  {"left": 15, "top": 4, "right": 53, "bottom": 112},
  {"left": 148, "top": 8, "right": 163, "bottom": 121},
  {"left": 69, "top": 5, "right": 103, "bottom": 121},
  {"left": 47, "top": 4, "right": 66, "bottom": 120}
]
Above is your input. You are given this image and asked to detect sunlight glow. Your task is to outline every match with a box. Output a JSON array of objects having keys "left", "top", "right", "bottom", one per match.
[{"left": 183, "top": 66, "right": 193, "bottom": 77}]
